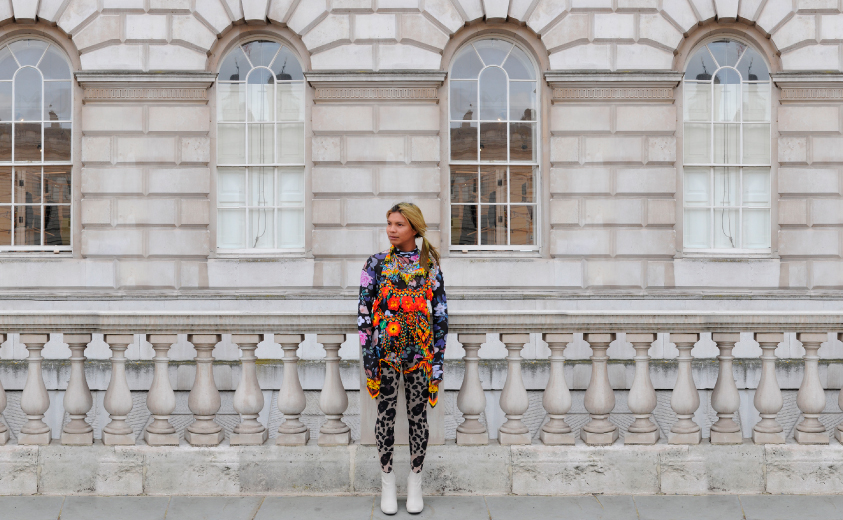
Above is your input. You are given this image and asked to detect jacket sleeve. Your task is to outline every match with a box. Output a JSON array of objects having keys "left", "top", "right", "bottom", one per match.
[
  {"left": 430, "top": 266, "right": 448, "bottom": 383},
  {"left": 358, "top": 256, "right": 378, "bottom": 357}
]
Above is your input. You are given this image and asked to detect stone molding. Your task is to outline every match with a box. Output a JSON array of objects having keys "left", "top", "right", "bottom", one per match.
[
  {"left": 552, "top": 87, "right": 674, "bottom": 101},
  {"left": 772, "top": 73, "right": 843, "bottom": 102},
  {"left": 545, "top": 71, "right": 683, "bottom": 103},
  {"left": 83, "top": 88, "right": 208, "bottom": 102},
  {"left": 314, "top": 87, "right": 438, "bottom": 101},
  {"left": 75, "top": 72, "right": 217, "bottom": 103},
  {"left": 305, "top": 71, "right": 446, "bottom": 103}
]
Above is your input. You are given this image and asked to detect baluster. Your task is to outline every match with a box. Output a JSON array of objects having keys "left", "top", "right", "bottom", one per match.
[
  {"left": 456, "top": 334, "right": 488, "bottom": 445},
  {"left": 710, "top": 333, "right": 742, "bottom": 444},
  {"left": 317, "top": 334, "right": 351, "bottom": 446},
  {"left": 498, "top": 334, "right": 531, "bottom": 445},
  {"left": 625, "top": 333, "right": 659, "bottom": 445},
  {"left": 18, "top": 334, "right": 51, "bottom": 445},
  {"left": 185, "top": 334, "right": 224, "bottom": 446},
  {"left": 102, "top": 334, "right": 135, "bottom": 445},
  {"left": 144, "top": 334, "right": 179, "bottom": 446},
  {"left": 230, "top": 334, "right": 267, "bottom": 446},
  {"left": 61, "top": 334, "right": 94, "bottom": 446},
  {"left": 276, "top": 334, "right": 308, "bottom": 445},
  {"left": 794, "top": 333, "right": 829, "bottom": 445},
  {"left": 838, "top": 332, "right": 843, "bottom": 444},
  {"left": 668, "top": 333, "right": 701, "bottom": 444},
  {"left": 582, "top": 333, "right": 618, "bottom": 445},
  {"left": 540, "top": 333, "right": 574, "bottom": 445},
  {"left": 753, "top": 332, "right": 785, "bottom": 444},
  {"left": 0, "top": 333, "right": 7, "bottom": 445}
]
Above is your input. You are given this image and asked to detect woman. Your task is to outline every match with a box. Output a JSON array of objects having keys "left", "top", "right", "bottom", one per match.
[{"left": 358, "top": 202, "right": 448, "bottom": 515}]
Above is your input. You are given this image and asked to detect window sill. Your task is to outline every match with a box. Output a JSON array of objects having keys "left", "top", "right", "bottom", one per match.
[
  {"left": 212, "top": 249, "right": 307, "bottom": 260},
  {"left": 447, "top": 249, "right": 542, "bottom": 259},
  {"left": 678, "top": 250, "right": 777, "bottom": 260},
  {"left": 0, "top": 252, "right": 73, "bottom": 259}
]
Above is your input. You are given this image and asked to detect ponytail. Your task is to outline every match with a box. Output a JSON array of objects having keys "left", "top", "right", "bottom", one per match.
[{"left": 419, "top": 233, "right": 440, "bottom": 274}]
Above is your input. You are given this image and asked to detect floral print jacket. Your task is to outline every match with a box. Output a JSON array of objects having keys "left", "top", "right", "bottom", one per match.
[{"left": 358, "top": 247, "right": 448, "bottom": 407}]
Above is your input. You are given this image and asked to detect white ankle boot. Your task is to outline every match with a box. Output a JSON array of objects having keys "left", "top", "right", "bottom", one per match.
[
  {"left": 381, "top": 471, "right": 397, "bottom": 515},
  {"left": 406, "top": 470, "right": 424, "bottom": 514}
]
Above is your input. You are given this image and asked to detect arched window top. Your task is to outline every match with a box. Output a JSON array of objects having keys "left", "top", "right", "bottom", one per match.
[
  {"left": 218, "top": 40, "right": 303, "bottom": 82},
  {"left": 685, "top": 39, "right": 769, "bottom": 83},
  {"left": 451, "top": 39, "right": 536, "bottom": 81}
]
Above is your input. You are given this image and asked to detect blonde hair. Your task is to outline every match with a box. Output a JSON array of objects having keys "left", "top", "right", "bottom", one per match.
[{"left": 386, "top": 202, "right": 440, "bottom": 273}]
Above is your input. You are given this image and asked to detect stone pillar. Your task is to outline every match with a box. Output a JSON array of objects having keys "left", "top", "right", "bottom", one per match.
[
  {"left": 581, "top": 333, "right": 618, "bottom": 445},
  {"left": 838, "top": 333, "right": 843, "bottom": 444},
  {"left": 230, "top": 334, "right": 267, "bottom": 446},
  {"left": 625, "top": 333, "right": 659, "bottom": 445},
  {"left": 498, "top": 334, "right": 531, "bottom": 445},
  {"left": 276, "top": 334, "right": 309, "bottom": 445},
  {"left": 794, "top": 332, "right": 829, "bottom": 445},
  {"left": 102, "top": 334, "right": 136, "bottom": 445},
  {"left": 753, "top": 332, "right": 785, "bottom": 444},
  {"left": 18, "top": 334, "right": 52, "bottom": 445},
  {"left": 456, "top": 334, "right": 488, "bottom": 445},
  {"left": 540, "top": 333, "right": 574, "bottom": 445},
  {"left": 61, "top": 334, "right": 94, "bottom": 446},
  {"left": 0, "top": 333, "right": 8, "bottom": 445},
  {"left": 144, "top": 334, "right": 179, "bottom": 446},
  {"left": 185, "top": 334, "right": 224, "bottom": 446},
  {"left": 317, "top": 334, "right": 351, "bottom": 446},
  {"left": 710, "top": 333, "right": 742, "bottom": 444},
  {"left": 669, "top": 333, "right": 701, "bottom": 445}
]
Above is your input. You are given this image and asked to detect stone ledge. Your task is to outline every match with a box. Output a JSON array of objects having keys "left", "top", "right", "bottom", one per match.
[{"left": 3, "top": 440, "right": 843, "bottom": 496}]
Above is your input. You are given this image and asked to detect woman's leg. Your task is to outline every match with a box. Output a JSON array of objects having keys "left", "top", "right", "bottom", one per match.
[
  {"left": 375, "top": 364, "right": 399, "bottom": 473},
  {"left": 403, "top": 369, "right": 430, "bottom": 473}
]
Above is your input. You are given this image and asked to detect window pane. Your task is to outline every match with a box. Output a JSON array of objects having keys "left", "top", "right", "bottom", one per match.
[
  {"left": 713, "top": 70, "right": 740, "bottom": 122},
  {"left": 742, "top": 83, "right": 770, "bottom": 122},
  {"left": 450, "top": 166, "right": 477, "bottom": 203},
  {"left": 217, "top": 208, "right": 245, "bottom": 248},
  {"left": 683, "top": 123, "right": 710, "bottom": 164},
  {"left": 714, "top": 167, "right": 739, "bottom": 207},
  {"left": 686, "top": 47, "right": 716, "bottom": 81},
  {"left": 38, "top": 46, "right": 70, "bottom": 80},
  {"left": 742, "top": 124, "right": 770, "bottom": 165},
  {"left": 247, "top": 69, "right": 274, "bottom": 122},
  {"left": 248, "top": 207, "right": 274, "bottom": 248},
  {"left": 510, "top": 81, "right": 536, "bottom": 121},
  {"left": 450, "top": 80, "right": 477, "bottom": 120},
  {"left": 0, "top": 46, "right": 16, "bottom": 80},
  {"left": 249, "top": 167, "right": 273, "bottom": 206},
  {"left": 713, "top": 208, "right": 738, "bottom": 249},
  {"left": 15, "top": 67, "right": 42, "bottom": 121},
  {"left": 684, "top": 167, "right": 710, "bottom": 206},
  {"left": 43, "top": 205, "right": 69, "bottom": 246},
  {"left": 277, "top": 123, "right": 304, "bottom": 164},
  {"left": 218, "top": 83, "right": 245, "bottom": 122},
  {"left": 248, "top": 123, "right": 273, "bottom": 164},
  {"left": 742, "top": 168, "right": 770, "bottom": 207},
  {"left": 509, "top": 122, "right": 535, "bottom": 162},
  {"left": 480, "top": 204, "right": 507, "bottom": 245},
  {"left": 510, "top": 205, "right": 535, "bottom": 245},
  {"left": 43, "top": 167, "right": 70, "bottom": 203},
  {"left": 218, "top": 124, "right": 245, "bottom": 164},
  {"left": 242, "top": 41, "right": 280, "bottom": 67},
  {"left": 0, "top": 205, "right": 9, "bottom": 244},
  {"left": 278, "top": 208, "right": 304, "bottom": 248},
  {"left": 480, "top": 166, "right": 506, "bottom": 203},
  {"left": 708, "top": 40, "right": 745, "bottom": 68},
  {"left": 278, "top": 167, "right": 304, "bottom": 203},
  {"left": 736, "top": 47, "right": 769, "bottom": 81},
  {"left": 10, "top": 40, "right": 48, "bottom": 67},
  {"left": 0, "top": 166, "right": 9, "bottom": 202},
  {"left": 713, "top": 124, "right": 739, "bottom": 164},
  {"left": 14, "top": 167, "right": 40, "bottom": 203},
  {"left": 218, "top": 167, "right": 245, "bottom": 206},
  {"left": 742, "top": 209, "right": 770, "bottom": 249},
  {"left": 44, "top": 81, "right": 70, "bottom": 121},
  {"left": 451, "top": 47, "right": 484, "bottom": 79},
  {"left": 479, "top": 67, "right": 507, "bottom": 120},
  {"left": 44, "top": 122, "right": 70, "bottom": 161},
  {"left": 0, "top": 123, "right": 10, "bottom": 161},
  {"left": 450, "top": 121, "right": 477, "bottom": 161},
  {"left": 503, "top": 47, "right": 535, "bottom": 80},
  {"left": 684, "top": 208, "right": 710, "bottom": 248},
  {"left": 14, "top": 123, "right": 41, "bottom": 161},
  {"left": 271, "top": 48, "right": 304, "bottom": 81},
  {"left": 220, "top": 46, "right": 248, "bottom": 81},
  {"left": 474, "top": 40, "right": 510, "bottom": 67},
  {"left": 276, "top": 82, "right": 304, "bottom": 121},
  {"left": 510, "top": 166, "right": 535, "bottom": 203},
  {"left": 479, "top": 122, "right": 506, "bottom": 162},
  {"left": 0, "top": 81, "right": 11, "bottom": 121},
  {"left": 451, "top": 205, "right": 477, "bottom": 245},
  {"left": 684, "top": 82, "right": 710, "bottom": 122},
  {"left": 14, "top": 204, "right": 40, "bottom": 245}
]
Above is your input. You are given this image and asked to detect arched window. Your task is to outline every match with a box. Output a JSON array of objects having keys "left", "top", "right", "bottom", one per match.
[
  {"left": 683, "top": 39, "right": 771, "bottom": 252},
  {"left": 0, "top": 39, "right": 72, "bottom": 250},
  {"left": 216, "top": 40, "right": 305, "bottom": 251},
  {"left": 449, "top": 38, "right": 538, "bottom": 250}
]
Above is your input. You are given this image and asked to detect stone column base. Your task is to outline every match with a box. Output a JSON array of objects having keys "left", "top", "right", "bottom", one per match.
[
  {"left": 276, "top": 431, "right": 309, "bottom": 446},
  {"left": 581, "top": 429, "right": 618, "bottom": 445},
  {"left": 0, "top": 428, "right": 9, "bottom": 445},
  {"left": 185, "top": 430, "right": 224, "bottom": 446},
  {"left": 102, "top": 431, "right": 135, "bottom": 446},
  {"left": 794, "top": 430, "right": 829, "bottom": 445},
  {"left": 318, "top": 431, "right": 351, "bottom": 446},
  {"left": 752, "top": 430, "right": 785, "bottom": 444},
  {"left": 835, "top": 429, "right": 843, "bottom": 444},
  {"left": 456, "top": 431, "right": 489, "bottom": 445},
  {"left": 61, "top": 431, "right": 94, "bottom": 446},
  {"left": 144, "top": 430, "right": 180, "bottom": 446},
  {"left": 710, "top": 431, "right": 743, "bottom": 444},
  {"left": 230, "top": 430, "right": 268, "bottom": 446},
  {"left": 498, "top": 431, "right": 531, "bottom": 445},
  {"left": 18, "top": 431, "right": 52, "bottom": 445},
  {"left": 668, "top": 430, "right": 702, "bottom": 445},
  {"left": 539, "top": 430, "right": 575, "bottom": 445},
  {"left": 624, "top": 430, "right": 659, "bottom": 445}
]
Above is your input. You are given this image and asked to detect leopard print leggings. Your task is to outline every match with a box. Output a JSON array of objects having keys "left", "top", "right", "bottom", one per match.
[{"left": 375, "top": 364, "right": 430, "bottom": 474}]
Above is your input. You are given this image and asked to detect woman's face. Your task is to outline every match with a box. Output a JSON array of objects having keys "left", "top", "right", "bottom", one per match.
[{"left": 387, "top": 211, "right": 416, "bottom": 251}]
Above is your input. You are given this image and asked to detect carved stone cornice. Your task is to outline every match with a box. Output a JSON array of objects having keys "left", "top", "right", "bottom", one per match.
[
  {"left": 544, "top": 71, "right": 683, "bottom": 103},
  {"left": 772, "top": 73, "right": 843, "bottom": 102},
  {"left": 304, "top": 71, "right": 446, "bottom": 103},
  {"left": 74, "top": 72, "right": 217, "bottom": 103}
]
